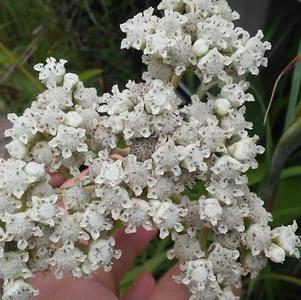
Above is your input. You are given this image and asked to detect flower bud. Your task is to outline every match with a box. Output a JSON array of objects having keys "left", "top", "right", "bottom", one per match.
[
  {"left": 214, "top": 98, "right": 232, "bottom": 116},
  {"left": 6, "top": 140, "right": 28, "bottom": 159},
  {"left": 24, "top": 162, "right": 45, "bottom": 180},
  {"left": 65, "top": 111, "right": 83, "bottom": 128},
  {"left": 63, "top": 73, "right": 79, "bottom": 92},
  {"left": 192, "top": 39, "right": 210, "bottom": 58},
  {"left": 266, "top": 243, "right": 285, "bottom": 263},
  {"left": 229, "top": 140, "right": 250, "bottom": 161}
]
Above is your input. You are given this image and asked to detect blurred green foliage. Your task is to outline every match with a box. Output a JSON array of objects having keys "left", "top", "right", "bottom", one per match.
[{"left": 0, "top": 0, "right": 301, "bottom": 299}]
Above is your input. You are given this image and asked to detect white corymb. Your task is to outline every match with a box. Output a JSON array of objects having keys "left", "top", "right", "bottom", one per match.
[{"left": 0, "top": 1, "right": 299, "bottom": 299}]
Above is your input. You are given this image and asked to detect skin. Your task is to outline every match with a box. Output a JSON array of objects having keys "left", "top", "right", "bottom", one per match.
[
  {"left": 29, "top": 171, "right": 190, "bottom": 300},
  {"left": 29, "top": 227, "right": 190, "bottom": 300}
]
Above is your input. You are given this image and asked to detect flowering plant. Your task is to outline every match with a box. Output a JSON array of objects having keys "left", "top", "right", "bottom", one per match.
[{"left": 0, "top": 0, "right": 300, "bottom": 299}]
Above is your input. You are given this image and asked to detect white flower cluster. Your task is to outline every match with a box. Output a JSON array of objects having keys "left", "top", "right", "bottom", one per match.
[{"left": 0, "top": 1, "right": 300, "bottom": 299}]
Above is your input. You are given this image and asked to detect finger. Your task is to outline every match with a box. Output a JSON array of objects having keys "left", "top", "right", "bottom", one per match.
[
  {"left": 121, "top": 272, "right": 156, "bottom": 300},
  {"left": 61, "top": 169, "right": 89, "bottom": 188},
  {"left": 52, "top": 278, "right": 117, "bottom": 300},
  {"left": 49, "top": 171, "right": 65, "bottom": 187},
  {"left": 30, "top": 272, "right": 118, "bottom": 300},
  {"left": 112, "top": 227, "right": 157, "bottom": 282},
  {"left": 148, "top": 264, "right": 190, "bottom": 300}
]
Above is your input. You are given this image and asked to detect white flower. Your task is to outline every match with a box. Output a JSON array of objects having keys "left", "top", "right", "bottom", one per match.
[
  {"left": 49, "top": 214, "right": 89, "bottom": 247},
  {"left": 179, "top": 258, "right": 217, "bottom": 292},
  {"left": 0, "top": 252, "right": 32, "bottom": 280},
  {"left": 197, "top": 48, "right": 232, "bottom": 83},
  {"left": 120, "top": 198, "right": 153, "bottom": 233},
  {"left": 228, "top": 136, "right": 265, "bottom": 168},
  {"left": 176, "top": 143, "right": 209, "bottom": 173},
  {"left": 98, "top": 85, "right": 133, "bottom": 115},
  {"left": 167, "top": 233, "right": 204, "bottom": 261},
  {"left": 34, "top": 57, "right": 67, "bottom": 87},
  {"left": 5, "top": 111, "right": 38, "bottom": 144},
  {"left": 87, "top": 238, "right": 121, "bottom": 272},
  {"left": 0, "top": 191, "right": 20, "bottom": 216},
  {"left": 3, "top": 279, "right": 39, "bottom": 300},
  {"left": 91, "top": 121, "right": 118, "bottom": 151},
  {"left": 49, "top": 246, "right": 86, "bottom": 279},
  {"left": 152, "top": 139, "right": 181, "bottom": 176},
  {"left": 95, "top": 159, "right": 125, "bottom": 187},
  {"left": 62, "top": 184, "right": 91, "bottom": 211},
  {"left": 80, "top": 202, "right": 112, "bottom": 240},
  {"left": 95, "top": 185, "right": 132, "bottom": 220},
  {"left": 208, "top": 243, "right": 241, "bottom": 286},
  {"left": 156, "top": 10, "right": 187, "bottom": 41},
  {"left": 35, "top": 86, "right": 73, "bottom": 110},
  {"left": 199, "top": 197, "right": 222, "bottom": 226},
  {"left": 218, "top": 204, "right": 249, "bottom": 234},
  {"left": 120, "top": 103, "right": 152, "bottom": 140},
  {"left": 120, "top": 8, "right": 158, "bottom": 50},
  {"left": 142, "top": 55, "right": 174, "bottom": 83},
  {"left": 147, "top": 175, "right": 181, "bottom": 200},
  {"left": 163, "top": 35, "right": 195, "bottom": 75},
  {"left": 271, "top": 221, "right": 301, "bottom": 258},
  {"left": 123, "top": 155, "right": 154, "bottom": 196},
  {"left": 32, "top": 104, "right": 65, "bottom": 135},
  {"left": 2, "top": 212, "right": 42, "bottom": 250},
  {"left": 244, "top": 223, "right": 272, "bottom": 256},
  {"left": 30, "top": 195, "right": 63, "bottom": 226},
  {"left": 197, "top": 15, "right": 237, "bottom": 50},
  {"left": 232, "top": 30, "right": 271, "bottom": 75},
  {"left": 149, "top": 200, "right": 187, "bottom": 238},
  {"left": 220, "top": 81, "right": 255, "bottom": 107},
  {"left": 0, "top": 0, "right": 297, "bottom": 296},
  {"left": 143, "top": 80, "right": 181, "bottom": 115},
  {"left": 48, "top": 125, "right": 88, "bottom": 159},
  {"left": 211, "top": 155, "right": 249, "bottom": 186},
  {"left": 0, "top": 159, "right": 34, "bottom": 198},
  {"left": 74, "top": 81, "right": 101, "bottom": 109}
]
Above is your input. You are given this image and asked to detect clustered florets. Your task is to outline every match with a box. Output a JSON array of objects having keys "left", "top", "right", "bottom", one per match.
[{"left": 0, "top": 0, "right": 300, "bottom": 299}]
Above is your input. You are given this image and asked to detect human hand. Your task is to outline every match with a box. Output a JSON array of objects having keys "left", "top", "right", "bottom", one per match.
[
  {"left": 29, "top": 227, "right": 190, "bottom": 300},
  {"left": 29, "top": 171, "right": 190, "bottom": 300}
]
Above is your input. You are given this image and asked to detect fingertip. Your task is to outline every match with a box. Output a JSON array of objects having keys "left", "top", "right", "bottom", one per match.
[
  {"left": 148, "top": 264, "right": 190, "bottom": 300},
  {"left": 113, "top": 227, "right": 157, "bottom": 282},
  {"left": 121, "top": 272, "right": 156, "bottom": 300},
  {"left": 49, "top": 172, "right": 65, "bottom": 188}
]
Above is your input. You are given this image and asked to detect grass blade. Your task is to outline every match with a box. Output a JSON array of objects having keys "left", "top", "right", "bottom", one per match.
[{"left": 284, "top": 38, "right": 301, "bottom": 130}]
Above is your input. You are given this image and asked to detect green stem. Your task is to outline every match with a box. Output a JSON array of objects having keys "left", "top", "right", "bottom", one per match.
[{"left": 171, "top": 74, "right": 184, "bottom": 89}]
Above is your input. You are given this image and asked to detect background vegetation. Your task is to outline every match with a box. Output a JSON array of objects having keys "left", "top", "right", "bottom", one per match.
[{"left": 0, "top": 0, "right": 301, "bottom": 299}]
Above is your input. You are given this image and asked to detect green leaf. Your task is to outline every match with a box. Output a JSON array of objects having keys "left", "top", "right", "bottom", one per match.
[
  {"left": 272, "top": 177, "right": 301, "bottom": 226},
  {"left": 79, "top": 68, "right": 103, "bottom": 83},
  {"left": 281, "top": 165, "right": 301, "bottom": 179},
  {"left": 284, "top": 38, "right": 301, "bottom": 131},
  {"left": 247, "top": 163, "right": 266, "bottom": 186},
  {"left": 255, "top": 273, "right": 301, "bottom": 287}
]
